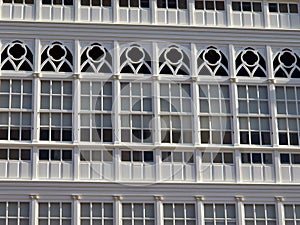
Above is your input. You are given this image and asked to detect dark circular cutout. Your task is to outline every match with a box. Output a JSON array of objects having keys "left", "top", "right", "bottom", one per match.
[
  {"left": 203, "top": 49, "right": 221, "bottom": 66},
  {"left": 48, "top": 44, "right": 67, "bottom": 62},
  {"left": 165, "top": 47, "right": 183, "bottom": 65},
  {"left": 241, "top": 50, "right": 259, "bottom": 67},
  {"left": 279, "top": 51, "right": 297, "bottom": 68},
  {"left": 87, "top": 45, "right": 105, "bottom": 63},
  {"left": 127, "top": 47, "right": 144, "bottom": 64},
  {"left": 8, "top": 43, "right": 26, "bottom": 60}
]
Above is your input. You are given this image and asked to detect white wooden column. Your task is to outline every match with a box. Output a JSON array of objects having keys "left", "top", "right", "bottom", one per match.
[
  {"left": 228, "top": 45, "right": 239, "bottom": 146},
  {"left": 35, "top": 0, "right": 41, "bottom": 20},
  {"left": 114, "top": 148, "right": 121, "bottom": 181},
  {"left": 74, "top": 0, "right": 80, "bottom": 22},
  {"left": 151, "top": 0, "right": 157, "bottom": 24},
  {"left": 195, "top": 196, "right": 204, "bottom": 225},
  {"left": 275, "top": 196, "right": 285, "bottom": 225},
  {"left": 154, "top": 196, "right": 164, "bottom": 225},
  {"left": 191, "top": 43, "right": 200, "bottom": 145},
  {"left": 114, "top": 195, "right": 123, "bottom": 225},
  {"left": 73, "top": 146, "right": 80, "bottom": 181},
  {"left": 226, "top": 0, "right": 232, "bottom": 27},
  {"left": 188, "top": 0, "right": 195, "bottom": 25},
  {"left": 29, "top": 194, "right": 39, "bottom": 225},
  {"left": 274, "top": 150, "right": 281, "bottom": 183},
  {"left": 72, "top": 195, "right": 81, "bottom": 225},
  {"left": 113, "top": 0, "right": 119, "bottom": 23},
  {"left": 155, "top": 149, "right": 161, "bottom": 182},
  {"left": 266, "top": 46, "right": 278, "bottom": 147},
  {"left": 195, "top": 149, "right": 201, "bottom": 182},
  {"left": 113, "top": 41, "right": 121, "bottom": 144},
  {"left": 235, "top": 150, "right": 241, "bottom": 183},
  {"left": 235, "top": 196, "right": 245, "bottom": 225},
  {"left": 263, "top": 0, "right": 270, "bottom": 28},
  {"left": 32, "top": 146, "right": 38, "bottom": 180},
  {"left": 152, "top": 42, "right": 160, "bottom": 145}
]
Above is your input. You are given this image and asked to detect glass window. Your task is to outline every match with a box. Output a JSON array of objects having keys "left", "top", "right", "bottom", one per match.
[
  {"left": 204, "top": 203, "right": 236, "bottom": 224},
  {"left": 80, "top": 202, "right": 113, "bottom": 224},
  {"left": 38, "top": 202, "right": 72, "bottom": 225},
  {"left": 122, "top": 203, "right": 154, "bottom": 225},
  {"left": 163, "top": 203, "right": 196, "bottom": 224},
  {"left": 0, "top": 202, "right": 30, "bottom": 225},
  {"left": 244, "top": 204, "right": 276, "bottom": 224}
]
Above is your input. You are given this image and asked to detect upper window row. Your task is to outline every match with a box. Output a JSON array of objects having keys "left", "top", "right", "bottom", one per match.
[
  {"left": 1, "top": 41, "right": 300, "bottom": 78},
  {"left": 2, "top": 0, "right": 299, "bottom": 14}
]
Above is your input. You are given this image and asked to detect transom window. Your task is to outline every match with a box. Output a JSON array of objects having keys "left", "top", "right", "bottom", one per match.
[
  {"left": 0, "top": 202, "right": 30, "bottom": 225},
  {"left": 39, "top": 149, "right": 72, "bottom": 161},
  {"left": 232, "top": 1, "right": 262, "bottom": 12},
  {"left": 195, "top": 0, "right": 225, "bottom": 10},
  {"left": 80, "top": 81, "right": 113, "bottom": 143},
  {"left": 81, "top": 0, "right": 111, "bottom": 6},
  {"left": 80, "top": 150, "right": 113, "bottom": 162},
  {"left": 157, "top": 0, "right": 187, "bottom": 9},
  {"left": 40, "top": 80, "right": 72, "bottom": 142},
  {"left": 80, "top": 202, "right": 113, "bottom": 225},
  {"left": 276, "top": 86, "right": 300, "bottom": 145},
  {"left": 0, "top": 79, "right": 32, "bottom": 141},
  {"left": 3, "top": 0, "right": 33, "bottom": 3},
  {"left": 244, "top": 204, "right": 276, "bottom": 225},
  {"left": 0, "top": 148, "right": 31, "bottom": 161},
  {"left": 121, "top": 150, "right": 154, "bottom": 162},
  {"left": 273, "top": 49, "right": 300, "bottom": 78},
  {"left": 204, "top": 203, "right": 236, "bottom": 224},
  {"left": 238, "top": 85, "right": 271, "bottom": 145},
  {"left": 38, "top": 202, "right": 72, "bottom": 225},
  {"left": 269, "top": 2, "right": 299, "bottom": 13},
  {"left": 121, "top": 82, "right": 153, "bottom": 143},
  {"left": 280, "top": 153, "right": 300, "bottom": 164},
  {"left": 42, "top": 0, "right": 73, "bottom": 5},
  {"left": 120, "top": 0, "right": 149, "bottom": 8},
  {"left": 162, "top": 151, "right": 194, "bottom": 163},
  {"left": 202, "top": 152, "right": 234, "bottom": 164},
  {"left": 199, "top": 84, "right": 232, "bottom": 144},
  {"left": 122, "top": 203, "right": 155, "bottom": 225},
  {"left": 163, "top": 203, "right": 196, "bottom": 225},
  {"left": 241, "top": 152, "right": 273, "bottom": 164}
]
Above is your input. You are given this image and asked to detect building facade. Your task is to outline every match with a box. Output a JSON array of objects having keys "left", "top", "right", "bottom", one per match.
[{"left": 0, "top": 0, "right": 299, "bottom": 224}]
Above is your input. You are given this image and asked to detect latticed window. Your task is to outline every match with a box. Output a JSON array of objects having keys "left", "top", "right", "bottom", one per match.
[
  {"left": 42, "top": 0, "right": 73, "bottom": 5},
  {"left": 40, "top": 80, "right": 73, "bottom": 142},
  {"left": 121, "top": 82, "right": 153, "bottom": 143},
  {"left": 81, "top": 0, "right": 111, "bottom": 6},
  {"left": 199, "top": 84, "right": 232, "bottom": 144},
  {"left": 122, "top": 203, "right": 155, "bottom": 225},
  {"left": 244, "top": 204, "right": 276, "bottom": 225},
  {"left": 232, "top": 1, "right": 262, "bottom": 12},
  {"left": 284, "top": 204, "right": 300, "bottom": 224},
  {"left": 163, "top": 203, "right": 196, "bottom": 225},
  {"left": 0, "top": 202, "right": 30, "bottom": 225},
  {"left": 38, "top": 202, "right": 72, "bottom": 225},
  {"left": 80, "top": 81, "right": 113, "bottom": 142},
  {"left": 160, "top": 83, "right": 193, "bottom": 144},
  {"left": 204, "top": 203, "right": 236, "bottom": 224},
  {"left": 273, "top": 49, "right": 300, "bottom": 78},
  {"left": 80, "top": 202, "right": 113, "bottom": 224},
  {"left": 237, "top": 85, "right": 271, "bottom": 145},
  {"left": 0, "top": 79, "right": 32, "bottom": 141},
  {"left": 276, "top": 86, "right": 300, "bottom": 145}
]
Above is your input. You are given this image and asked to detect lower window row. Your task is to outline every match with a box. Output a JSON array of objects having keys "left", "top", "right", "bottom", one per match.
[{"left": 0, "top": 201, "right": 300, "bottom": 225}]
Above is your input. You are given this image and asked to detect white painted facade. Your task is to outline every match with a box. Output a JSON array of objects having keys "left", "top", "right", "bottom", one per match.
[{"left": 0, "top": 0, "right": 299, "bottom": 224}]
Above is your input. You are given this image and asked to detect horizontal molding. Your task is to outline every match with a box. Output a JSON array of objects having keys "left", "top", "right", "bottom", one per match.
[{"left": 0, "top": 21, "right": 299, "bottom": 45}]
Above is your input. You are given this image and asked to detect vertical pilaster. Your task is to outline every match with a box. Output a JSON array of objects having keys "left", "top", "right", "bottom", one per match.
[
  {"left": 263, "top": 0, "right": 270, "bottom": 28},
  {"left": 114, "top": 195, "right": 123, "bottom": 225},
  {"left": 154, "top": 196, "right": 164, "bottom": 225},
  {"left": 115, "top": 148, "right": 121, "bottom": 181},
  {"left": 191, "top": 43, "right": 200, "bottom": 145},
  {"left": 155, "top": 149, "right": 161, "bottom": 182},
  {"left": 228, "top": 45, "right": 239, "bottom": 146},
  {"left": 195, "top": 149, "right": 201, "bottom": 182},
  {"left": 73, "top": 146, "right": 80, "bottom": 181},
  {"left": 152, "top": 42, "right": 160, "bottom": 145},
  {"left": 32, "top": 146, "right": 38, "bottom": 180},
  {"left": 72, "top": 195, "right": 81, "bottom": 225},
  {"left": 35, "top": 0, "right": 41, "bottom": 20},
  {"left": 113, "top": 41, "right": 120, "bottom": 144},
  {"left": 226, "top": 0, "right": 232, "bottom": 26},
  {"left": 30, "top": 194, "right": 39, "bottom": 225},
  {"left": 235, "top": 196, "right": 245, "bottom": 225},
  {"left": 275, "top": 196, "right": 285, "bottom": 225},
  {"left": 195, "top": 196, "right": 204, "bottom": 225},
  {"left": 113, "top": 0, "right": 119, "bottom": 23},
  {"left": 74, "top": 0, "right": 80, "bottom": 22},
  {"left": 151, "top": 0, "right": 157, "bottom": 24},
  {"left": 235, "top": 150, "right": 241, "bottom": 183},
  {"left": 188, "top": 0, "right": 195, "bottom": 25},
  {"left": 274, "top": 151, "right": 281, "bottom": 183}
]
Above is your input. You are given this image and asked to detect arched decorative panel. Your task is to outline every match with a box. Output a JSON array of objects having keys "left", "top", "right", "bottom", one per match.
[
  {"left": 159, "top": 45, "right": 190, "bottom": 75},
  {"left": 197, "top": 46, "right": 229, "bottom": 76},
  {"left": 41, "top": 42, "right": 73, "bottom": 72},
  {"left": 273, "top": 49, "right": 300, "bottom": 78},
  {"left": 1, "top": 40, "right": 33, "bottom": 71},
  {"left": 81, "top": 43, "right": 112, "bottom": 73},
  {"left": 120, "top": 44, "right": 152, "bottom": 74},
  {"left": 236, "top": 47, "right": 267, "bottom": 77}
]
